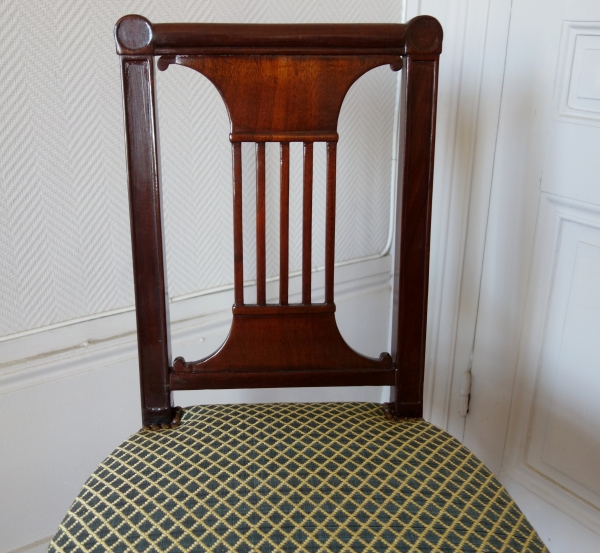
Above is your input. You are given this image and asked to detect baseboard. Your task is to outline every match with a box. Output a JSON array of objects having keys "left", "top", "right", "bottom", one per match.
[
  {"left": 502, "top": 464, "right": 600, "bottom": 536},
  {"left": 7, "top": 536, "right": 52, "bottom": 553}
]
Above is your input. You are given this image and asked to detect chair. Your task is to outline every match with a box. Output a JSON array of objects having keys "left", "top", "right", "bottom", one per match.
[{"left": 48, "top": 15, "right": 546, "bottom": 552}]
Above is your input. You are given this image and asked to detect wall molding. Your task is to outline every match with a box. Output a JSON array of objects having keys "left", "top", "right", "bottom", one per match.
[
  {"left": 503, "top": 464, "right": 600, "bottom": 537},
  {"left": 553, "top": 21, "right": 600, "bottom": 128},
  {"left": 502, "top": 192, "right": 600, "bottom": 535},
  {"left": 0, "top": 256, "right": 391, "bottom": 397},
  {"left": 0, "top": 253, "right": 390, "bottom": 344}
]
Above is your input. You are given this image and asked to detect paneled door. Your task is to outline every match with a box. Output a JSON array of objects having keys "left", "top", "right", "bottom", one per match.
[{"left": 463, "top": 0, "right": 600, "bottom": 551}]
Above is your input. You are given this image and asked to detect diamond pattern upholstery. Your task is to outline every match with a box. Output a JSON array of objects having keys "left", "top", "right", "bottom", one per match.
[{"left": 48, "top": 403, "right": 547, "bottom": 552}]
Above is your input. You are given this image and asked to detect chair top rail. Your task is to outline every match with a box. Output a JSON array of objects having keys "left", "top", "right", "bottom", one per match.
[{"left": 114, "top": 15, "right": 442, "bottom": 57}]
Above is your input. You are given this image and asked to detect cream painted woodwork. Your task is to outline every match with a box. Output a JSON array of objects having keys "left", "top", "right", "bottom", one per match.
[{"left": 463, "top": 0, "right": 600, "bottom": 550}]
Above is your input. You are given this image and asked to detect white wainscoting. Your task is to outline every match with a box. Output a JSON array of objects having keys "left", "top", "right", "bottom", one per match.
[
  {"left": 0, "top": 257, "right": 392, "bottom": 553},
  {"left": 502, "top": 193, "right": 600, "bottom": 536}
]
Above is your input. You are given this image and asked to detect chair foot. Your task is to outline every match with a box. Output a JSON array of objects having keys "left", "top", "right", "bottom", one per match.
[
  {"left": 382, "top": 402, "right": 424, "bottom": 422},
  {"left": 142, "top": 406, "right": 184, "bottom": 431}
]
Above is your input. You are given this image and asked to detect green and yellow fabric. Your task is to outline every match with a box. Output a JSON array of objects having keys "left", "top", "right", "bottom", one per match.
[{"left": 48, "top": 403, "right": 546, "bottom": 552}]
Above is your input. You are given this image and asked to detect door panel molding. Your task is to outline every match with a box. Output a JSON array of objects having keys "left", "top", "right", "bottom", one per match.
[
  {"left": 502, "top": 192, "right": 600, "bottom": 535},
  {"left": 554, "top": 21, "right": 600, "bottom": 127}
]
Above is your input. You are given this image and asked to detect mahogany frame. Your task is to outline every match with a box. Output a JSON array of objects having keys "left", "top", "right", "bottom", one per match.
[{"left": 114, "top": 15, "right": 442, "bottom": 426}]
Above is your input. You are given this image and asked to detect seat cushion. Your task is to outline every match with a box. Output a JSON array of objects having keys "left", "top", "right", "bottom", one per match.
[{"left": 48, "top": 402, "right": 546, "bottom": 553}]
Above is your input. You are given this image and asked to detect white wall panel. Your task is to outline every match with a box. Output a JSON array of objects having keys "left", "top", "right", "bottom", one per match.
[
  {"left": 503, "top": 193, "right": 600, "bottom": 536},
  {"left": 539, "top": 238, "right": 600, "bottom": 498},
  {"left": 0, "top": 0, "right": 400, "bottom": 337}
]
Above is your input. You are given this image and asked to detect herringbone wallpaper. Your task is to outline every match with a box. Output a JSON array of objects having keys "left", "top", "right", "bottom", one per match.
[{"left": 0, "top": 1, "right": 401, "bottom": 337}]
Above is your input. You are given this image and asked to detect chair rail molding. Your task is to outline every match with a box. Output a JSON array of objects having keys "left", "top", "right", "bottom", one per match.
[{"left": 0, "top": 256, "right": 391, "bottom": 397}]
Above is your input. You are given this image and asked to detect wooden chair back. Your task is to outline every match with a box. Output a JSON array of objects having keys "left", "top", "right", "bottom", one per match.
[{"left": 114, "top": 15, "right": 442, "bottom": 427}]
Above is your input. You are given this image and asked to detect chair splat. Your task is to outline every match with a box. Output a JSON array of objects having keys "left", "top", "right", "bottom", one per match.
[{"left": 160, "top": 52, "right": 397, "bottom": 382}]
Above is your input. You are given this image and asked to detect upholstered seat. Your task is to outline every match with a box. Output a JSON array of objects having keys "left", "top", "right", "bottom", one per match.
[{"left": 48, "top": 403, "right": 546, "bottom": 553}]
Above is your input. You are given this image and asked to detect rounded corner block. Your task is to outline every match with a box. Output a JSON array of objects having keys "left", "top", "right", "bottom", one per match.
[
  {"left": 115, "top": 14, "right": 153, "bottom": 54},
  {"left": 405, "top": 15, "right": 443, "bottom": 55}
]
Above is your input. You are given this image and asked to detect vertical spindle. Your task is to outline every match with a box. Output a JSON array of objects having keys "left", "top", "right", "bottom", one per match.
[
  {"left": 256, "top": 142, "right": 266, "bottom": 305},
  {"left": 325, "top": 142, "right": 337, "bottom": 304},
  {"left": 279, "top": 142, "right": 290, "bottom": 305},
  {"left": 232, "top": 143, "right": 244, "bottom": 304},
  {"left": 302, "top": 142, "right": 313, "bottom": 304}
]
